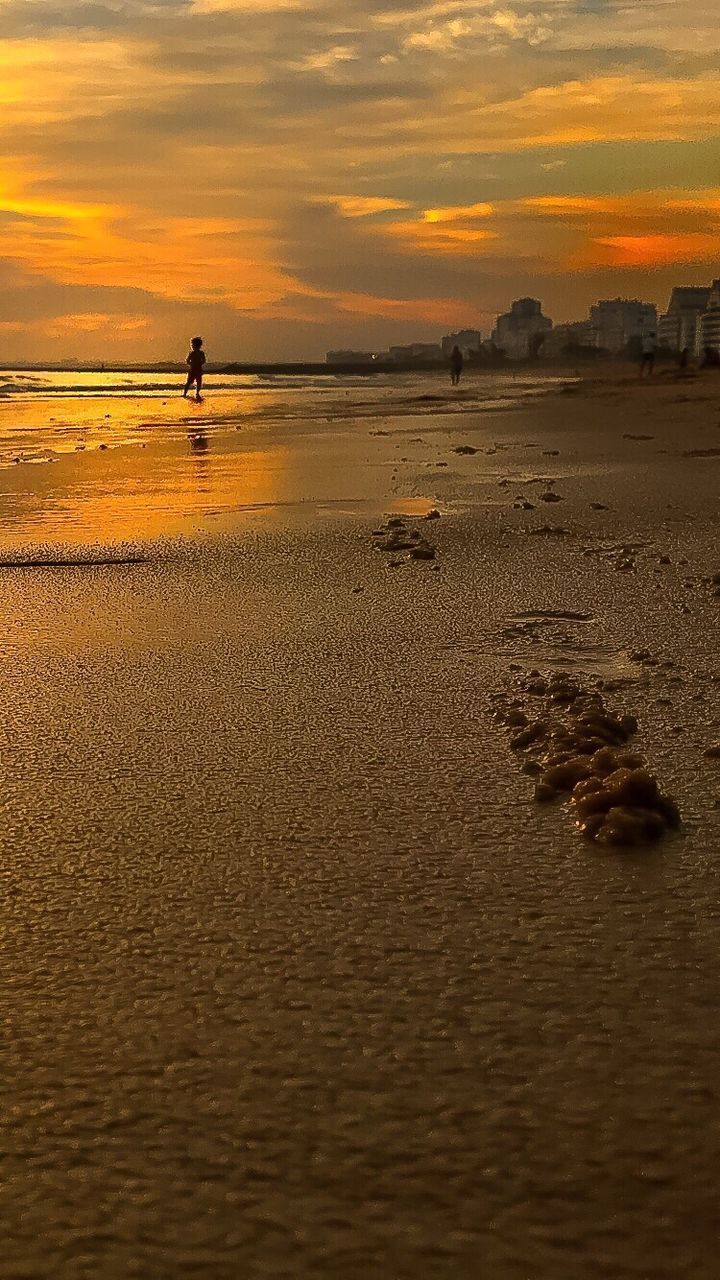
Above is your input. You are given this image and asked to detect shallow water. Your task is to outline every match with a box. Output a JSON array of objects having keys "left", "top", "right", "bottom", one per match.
[{"left": 0, "top": 368, "right": 572, "bottom": 468}]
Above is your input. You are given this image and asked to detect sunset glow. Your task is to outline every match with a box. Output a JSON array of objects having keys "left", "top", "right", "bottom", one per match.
[{"left": 2, "top": 0, "right": 720, "bottom": 359}]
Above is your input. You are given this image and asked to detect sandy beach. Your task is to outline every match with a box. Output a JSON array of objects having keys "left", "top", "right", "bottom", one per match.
[{"left": 5, "top": 366, "right": 720, "bottom": 1278}]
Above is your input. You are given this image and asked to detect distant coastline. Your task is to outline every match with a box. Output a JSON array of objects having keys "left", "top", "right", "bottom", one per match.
[{"left": 1, "top": 356, "right": 626, "bottom": 378}]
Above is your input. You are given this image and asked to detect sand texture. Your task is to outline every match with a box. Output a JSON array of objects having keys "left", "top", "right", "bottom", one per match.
[{"left": 3, "top": 368, "right": 720, "bottom": 1278}]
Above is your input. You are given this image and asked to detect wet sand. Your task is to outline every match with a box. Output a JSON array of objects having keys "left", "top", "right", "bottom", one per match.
[{"left": 4, "top": 369, "right": 720, "bottom": 1278}]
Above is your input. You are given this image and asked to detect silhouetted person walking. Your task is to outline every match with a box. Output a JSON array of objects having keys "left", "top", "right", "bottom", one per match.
[
  {"left": 450, "top": 345, "right": 463, "bottom": 385},
  {"left": 184, "top": 336, "right": 206, "bottom": 400}
]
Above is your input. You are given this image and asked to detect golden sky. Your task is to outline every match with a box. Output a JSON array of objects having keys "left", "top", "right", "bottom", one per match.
[{"left": 2, "top": 0, "right": 720, "bottom": 360}]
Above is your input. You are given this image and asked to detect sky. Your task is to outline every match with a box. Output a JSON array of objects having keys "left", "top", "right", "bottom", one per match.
[{"left": 1, "top": 0, "right": 720, "bottom": 361}]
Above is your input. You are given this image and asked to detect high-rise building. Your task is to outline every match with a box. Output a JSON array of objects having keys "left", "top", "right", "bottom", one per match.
[
  {"left": 441, "top": 329, "right": 482, "bottom": 358},
  {"left": 543, "top": 321, "right": 596, "bottom": 357},
  {"left": 658, "top": 286, "right": 713, "bottom": 355},
  {"left": 698, "top": 280, "right": 720, "bottom": 358},
  {"left": 492, "top": 298, "right": 552, "bottom": 359},
  {"left": 588, "top": 299, "right": 657, "bottom": 353}
]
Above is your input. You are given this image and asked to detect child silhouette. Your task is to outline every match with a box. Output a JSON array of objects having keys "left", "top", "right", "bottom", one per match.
[{"left": 183, "top": 337, "right": 206, "bottom": 401}]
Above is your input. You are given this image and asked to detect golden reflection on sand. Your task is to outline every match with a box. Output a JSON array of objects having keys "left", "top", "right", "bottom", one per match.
[
  {"left": 0, "top": 435, "right": 298, "bottom": 545},
  {"left": 0, "top": 388, "right": 443, "bottom": 547}
]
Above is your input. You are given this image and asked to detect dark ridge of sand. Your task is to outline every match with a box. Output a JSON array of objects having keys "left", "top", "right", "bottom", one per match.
[{"left": 0, "top": 555, "right": 150, "bottom": 568}]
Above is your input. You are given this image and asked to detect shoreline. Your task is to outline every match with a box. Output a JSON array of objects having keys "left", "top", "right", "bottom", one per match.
[
  {"left": 0, "top": 365, "right": 717, "bottom": 546},
  {"left": 0, "top": 355, "right": 681, "bottom": 378}
]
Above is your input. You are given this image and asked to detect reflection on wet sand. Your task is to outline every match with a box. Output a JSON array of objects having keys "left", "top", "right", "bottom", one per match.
[
  {"left": 0, "top": 446, "right": 293, "bottom": 544},
  {"left": 0, "top": 387, "right": 448, "bottom": 546},
  {"left": 188, "top": 430, "right": 209, "bottom": 454}
]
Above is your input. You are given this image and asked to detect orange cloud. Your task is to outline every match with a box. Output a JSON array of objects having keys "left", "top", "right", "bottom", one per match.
[
  {"left": 385, "top": 219, "right": 499, "bottom": 254},
  {"left": 591, "top": 234, "right": 720, "bottom": 267},
  {"left": 319, "top": 195, "right": 412, "bottom": 217},
  {"left": 0, "top": 177, "right": 298, "bottom": 311},
  {"left": 422, "top": 202, "right": 494, "bottom": 222},
  {"left": 43, "top": 313, "right": 150, "bottom": 338},
  {"left": 339, "top": 73, "right": 720, "bottom": 156}
]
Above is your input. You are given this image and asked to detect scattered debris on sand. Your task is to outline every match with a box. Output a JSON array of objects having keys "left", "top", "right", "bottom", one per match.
[
  {"left": 580, "top": 541, "right": 653, "bottom": 573},
  {"left": 492, "top": 671, "right": 680, "bottom": 847},
  {"left": 372, "top": 517, "right": 438, "bottom": 565}
]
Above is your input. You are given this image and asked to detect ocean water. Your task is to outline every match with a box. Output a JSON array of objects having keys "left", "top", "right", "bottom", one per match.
[
  {"left": 0, "top": 367, "right": 570, "bottom": 403},
  {"left": 0, "top": 369, "right": 576, "bottom": 544},
  {"left": 0, "top": 368, "right": 573, "bottom": 463}
]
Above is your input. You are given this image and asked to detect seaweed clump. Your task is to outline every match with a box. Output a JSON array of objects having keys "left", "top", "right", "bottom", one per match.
[{"left": 496, "top": 670, "right": 680, "bottom": 847}]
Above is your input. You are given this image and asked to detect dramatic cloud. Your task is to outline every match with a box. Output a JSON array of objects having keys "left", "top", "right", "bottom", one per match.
[{"left": 1, "top": 0, "right": 719, "bottom": 358}]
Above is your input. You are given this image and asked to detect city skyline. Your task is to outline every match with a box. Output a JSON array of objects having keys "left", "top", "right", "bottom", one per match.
[{"left": 2, "top": 0, "right": 720, "bottom": 361}]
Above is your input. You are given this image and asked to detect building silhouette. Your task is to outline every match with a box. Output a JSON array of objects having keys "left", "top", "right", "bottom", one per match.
[
  {"left": 388, "top": 343, "right": 443, "bottom": 363},
  {"left": 658, "top": 287, "right": 713, "bottom": 355},
  {"left": 441, "top": 329, "right": 482, "bottom": 358},
  {"left": 589, "top": 299, "right": 657, "bottom": 353},
  {"left": 698, "top": 280, "right": 720, "bottom": 359},
  {"left": 492, "top": 298, "right": 552, "bottom": 359}
]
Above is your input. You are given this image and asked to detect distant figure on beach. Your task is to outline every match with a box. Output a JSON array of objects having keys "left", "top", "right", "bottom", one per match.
[
  {"left": 639, "top": 331, "right": 656, "bottom": 377},
  {"left": 450, "top": 345, "right": 463, "bottom": 386},
  {"left": 183, "top": 336, "right": 206, "bottom": 400}
]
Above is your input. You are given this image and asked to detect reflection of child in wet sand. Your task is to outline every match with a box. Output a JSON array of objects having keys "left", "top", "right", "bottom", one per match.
[{"left": 183, "top": 337, "right": 206, "bottom": 400}]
